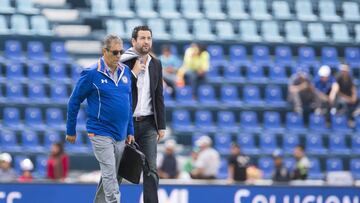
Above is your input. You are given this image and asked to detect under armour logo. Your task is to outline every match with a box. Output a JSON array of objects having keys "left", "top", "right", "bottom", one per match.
[{"left": 101, "top": 79, "right": 108, "bottom": 84}]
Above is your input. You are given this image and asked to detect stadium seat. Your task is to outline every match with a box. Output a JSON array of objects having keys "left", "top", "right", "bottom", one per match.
[
  {"left": 329, "top": 134, "right": 351, "bottom": 155},
  {"left": 27, "top": 41, "right": 48, "bottom": 62},
  {"left": 197, "top": 85, "right": 218, "bottom": 106},
  {"left": 350, "top": 159, "right": 360, "bottom": 179},
  {"left": 181, "top": 0, "right": 203, "bottom": 19},
  {"left": 125, "top": 19, "right": 143, "bottom": 37},
  {"left": 6, "top": 62, "right": 25, "bottom": 81},
  {"left": 332, "top": 24, "right": 351, "bottom": 43},
  {"left": 50, "top": 41, "right": 71, "bottom": 61},
  {"left": 158, "top": 0, "right": 180, "bottom": 18},
  {"left": 243, "top": 85, "right": 264, "bottom": 106},
  {"left": 135, "top": 0, "right": 157, "bottom": 18},
  {"left": 90, "top": 0, "right": 110, "bottom": 16},
  {"left": 283, "top": 157, "right": 296, "bottom": 171},
  {"left": 111, "top": 0, "right": 135, "bottom": 18},
  {"left": 321, "top": 47, "right": 340, "bottom": 68},
  {"left": 25, "top": 107, "right": 45, "bottom": 130},
  {"left": 355, "top": 24, "right": 360, "bottom": 43},
  {"left": 275, "top": 46, "right": 294, "bottom": 66},
  {"left": 269, "top": 66, "right": 288, "bottom": 83},
  {"left": 220, "top": 85, "right": 242, "bottom": 107},
  {"left": 175, "top": 86, "right": 197, "bottom": 106},
  {"left": 147, "top": 18, "right": 170, "bottom": 40},
  {"left": 71, "top": 64, "right": 83, "bottom": 80},
  {"left": 34, "top": 155, "right": 47, "bottom": 178},
  {"left": 246, "top": 65, "right": 267, "bottom": 83},
  {"left": 11, "top": 14, "right": 30, "bottom": 35},
  {"left": 272, "top": 1, "right": 292, "bottom": 19},
  {"left": 309, "top": 114, "right": 328, "bottom": 132},
  {"left": 46, "top": 108, "right": 65, "bottom": 130},
  {"left": 252, "top": 45, "right": 271, "bottom": 65},
  {"left": 27, "top": 63, "right": 46, "bottom": 81},
  {"left": 206, "top": 65, "right": 223, "bottom": 83},
  {"left": 306, "top": 134, "right": 327, "bottom": 155},
  {"left": 0, "top": 15, "right": 10, "bottom": 34},
  {"left": 345, "top": 47, "right": 360, "bottom": 68},
  {"left": 308, "top": 158, "right": 324, "bottom": 179},
  {"left": 240, "top": 111, "right": 262, "bottom": 132},
  {"left": 5, "top": 40, "right": 25, "bottom": 61},
  {"left": 326, "top": 158, "right": 343, "bottom": 172},
  {"left": 207, "top": 45, "right": 227, "bottom": 65},
  {"left": 50, "top": 84, "right": 68, "bottom": 104},
  {"left": 237, "top": 133, "right": 259, "bottom": 155},
  {"left": 216, "top": 21, "right": 236, "bottom": 41},
  {"left": 319, "top": 0, "right": 341, "bottom": 22},
  {"left": 163, "top": 89, "right": 175, "bottom": 108},
  {"left": 227, "top": 0, "right": 249, "bottom": 19},
  {"left": 295, "top": 0, "right": 317, "bottom": 21},
  {"left": 265, "top": 85, "right": 287, "bottom": 107},
  {"left": 229, "top": 45, "right": 251, "bottom": 67},
  {"left": 284, "top": 21, "right": 307, "bottom": 43},
  {"left": 261, "top": 21, "right": 283, "bottom": 42},
  {"left": 193, "top": 19, "right": 216, "bottom": 41},
  {"left": 106, "top": 19, "right": 126, "bottom": 38},
  {"left": 217, "top": 159, "right": 228, "bottom": 179},
  {"left": 27, "top": 82, "right": 49, "bottom": 104},
  {"left": 331, "top": 115, "right": 352, "bottom": 133},
  {"left": 170, "top": 19, "right": 193, "bottom": 41},
  {"left": 3, "top": 107, "right": 22, "bottom": 129},
  {"left": 250, "top": 0, "right": 271, "bottom": 20},
  {"left": 298, "top": 47, "right": 319, "bottom": 67},
  {"left": 77, "top": 108, "right": 87, "bottom": 131},
  {"left": 0, "top": 130, "right": 21, "bottom": 152},
  {"left": 283, "top": 134, "right": 300, "bottom": 154},
  {"left": 14, "top": 155, "right": 28, "bottom": 174},
  {"left": 49, "top": 62, "right": 70, "bottom": 83},
  {"left": 30, "top": 15, "right": 52, "bottom": 35},
  {"left": 43, "top": 130, "right": 61, "bottom": 149},
  {"left": 259, "top": 134, "right": 277, "bottom": 154},
  {"left": 0, "top": 0, "right": 15, "bottom": 13},
  {"left": 263, "top": 111, "right": 284, "bottom": 132},
  {"left": 285, "top": 112, "right": 306, "bottom": 132},
  {"left": 342, "top": 1, "right": 360, "bottom": 21},
  {"left": 239, "top": 20, "right": 262, "bottom": 42},
  {"left": 203, "top": 0, "right": 226, "bottom": 20},
  {"left": 308, "top": 23, "right": 327, "bottom": 42},
  {"left": 214, "top": 133, "right": 232, "bottom": 154},
  {"left": 6, "top": 83, "right": 27, "bottom": 103},
  {"left": 217, "top": 111, "right": 239, "bottom": 132},
  {"left": 258, "top": 157, "right": 274, "bottom": 179},
  {"left": 172, "top": 109, "right": 194, "bottom": 133},
  {"left": 16, "top": 0, "right": 39, "bottom": 14},
  {"left": 195, "top": 110, "right": 217, "bottom": 133},
  {"left": 21, "top": 130, "right": 44, "bottom": 152},
  {"left": 223, "top": 65, "right": 245, "bottom": 83},
  {"left": 352, "top": 134, "right": 360, "bottom": 155}
]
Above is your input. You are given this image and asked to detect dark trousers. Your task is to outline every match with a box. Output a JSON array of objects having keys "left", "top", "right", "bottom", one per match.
[{"left": 134, "top": 117, "right": 159, "bottom": 203}]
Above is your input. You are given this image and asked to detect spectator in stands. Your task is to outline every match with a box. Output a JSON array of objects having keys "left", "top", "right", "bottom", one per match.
[
  {"left": 313, "top": 65, "right": 336, "bottom": 114},
  {"left": 0, "top": 153, "right": 17, "bottom": 182},
  {"left": 271, "top": 150, "right": 290, "bottom": 182},
  {"left": 18, "top": 158, "right": 34, "bottom": 182},
  {"left": 227, "top": 143, "right": 250, "bottom": 183},
  {"left": 292, "top": 145, "right": 310, "bottom": 180},
  {"left": 288, "top": 71, "right": 324, "bottom": 115},
  {"left": 329, "top": 64, "right": 357, "bottom": 123},
  {"left": 182, "top": 148, "right": 199, "bottom": 178},
  {"left": 190, "top": 135, "right": 220, "bottom": 179},
  {"left": 47, "top": 142, "right": 69, "bottom": 181},
  {"left": 159, "top": 45, "right": 181, "bottom": 95},
  {"left": 158, "top": 139, "right": 179, "bottom": 179},
  {"left": 177, "top": 43, "right": 210, "bottom": 94}
]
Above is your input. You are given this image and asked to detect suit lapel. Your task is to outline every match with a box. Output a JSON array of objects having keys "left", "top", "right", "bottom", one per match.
[{"left": 148, "top": 60, "right": 156, "bottom": 95}]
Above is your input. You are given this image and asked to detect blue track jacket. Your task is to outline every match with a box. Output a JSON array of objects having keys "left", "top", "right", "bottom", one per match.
[{"left": 66, "top": 58, "right": 134, "bottom": 141}]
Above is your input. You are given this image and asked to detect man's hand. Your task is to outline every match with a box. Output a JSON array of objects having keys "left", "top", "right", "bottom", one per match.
[
  {"left": 126, "top": 135, "right": 135, "bottom": 144},
  {"left": 157, "top": 130, "right": 165, "bottom": 142},
  {"left": 66, "top": 135, "right": 76, "bottom": 144}
]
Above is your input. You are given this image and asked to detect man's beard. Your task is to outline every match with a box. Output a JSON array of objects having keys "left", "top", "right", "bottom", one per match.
[{"left": 138, "top": 46, "right": 150, "bottom": 55}]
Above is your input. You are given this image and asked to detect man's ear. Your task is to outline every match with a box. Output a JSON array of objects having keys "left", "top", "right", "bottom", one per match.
[{"left": 131, "top": 38, "right": 136, "bottom": 47}]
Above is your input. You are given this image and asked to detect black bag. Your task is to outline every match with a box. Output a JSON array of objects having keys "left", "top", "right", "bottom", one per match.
[{"left": 118, "top": 142, "right": 146, "bottom": 184}]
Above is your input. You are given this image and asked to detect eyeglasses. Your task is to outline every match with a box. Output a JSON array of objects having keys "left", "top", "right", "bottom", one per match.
[{"left": 106, "top": 48, "right": 124, "bottom": 56}]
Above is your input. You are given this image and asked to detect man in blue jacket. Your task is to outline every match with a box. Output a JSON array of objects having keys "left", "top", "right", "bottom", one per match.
[{"left": 66, "top": 34, "right": 134, "bottom": 203}]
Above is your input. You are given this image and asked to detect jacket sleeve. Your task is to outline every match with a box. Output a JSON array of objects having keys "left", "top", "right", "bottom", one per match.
[
  {"left": 155, "top": 60, "right": 166, "bottom": 130},
  {"left": 127, "top": 70, "right": 135, "bottom": 135},
  {"left": 66, "top": 69, "right": 93, "bottom": 135}
]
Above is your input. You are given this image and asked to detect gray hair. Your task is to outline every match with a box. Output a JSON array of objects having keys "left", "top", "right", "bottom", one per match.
[{"left": 102, "top": 34, "right": 123, "bottom": 50}]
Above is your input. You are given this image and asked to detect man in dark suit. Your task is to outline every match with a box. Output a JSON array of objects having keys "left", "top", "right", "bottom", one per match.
[{"left": 121, "top": 25, "right": 165, "bottom": 203}]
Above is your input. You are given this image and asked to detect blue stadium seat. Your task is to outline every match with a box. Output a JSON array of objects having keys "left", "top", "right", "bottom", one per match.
[
  {"left": 71, "top": 64, "right": 83, "bottom": 81},
  {"left": 345, "top": 47, "right": 360, "bottom": 68},
  {"left": 352, "top": 134, "right": 360, "bottom": 155},
  {"left": 285, "top": 21, "right": 307, "bottom": 43},
  {"left": 163, "top": 89, "right": 175, "bottom": 108},
  {"left": 216, "top": 21, "right": 236, "bottom": 41},
  {"left": 350, "top": 158, "right": 360, "bottom": 179},
  {"left": 298, "top": 47, "right": 318, "bottom": 67},
  {"left": 214, "top": 133, "right": 232, "bottom": 155},
  {"left": 175, "top": 86, "right": 197, "bottom": 106},
  {"left": 25, "top": 107, "right": 45, "bottom": 130},
  {"left": 0, "top": 130, "right": 21, "bottom": 152},
  {"left": 6, "top": 83, "right": 27, "bottom": 103},
  {"left": 306, "top": 134, "right": 327, "bottom": 155},
  {"left": 46, "top": 108, "right": 65, "bottom": 130},
  {"left": 135, "top": 0, "right": 157, "bottom": 18},
  {"left": 220, "top": 85, "right": 242, "bottom": 107},
  {"left": 250, "top": 0, "right": 271, "bottom": 20},
  {"left": 30, "top": 15, "right": 52, "bottom": 35},
  {"left": 343, "top": 2, "right": 360, "bottom": 21},
  {"left": 195, "top": 110, "right": 217, "bottom": 133},
  {"left": 158, "top": 0, "right": 180, "bottom": 19},
  {"left": 6, "top": 62, "right": 25, "bottom": 81},
  {"left": 322, "top": 47, "right": 340, "bottom": 68},
  {"left": 263, "top": 111, "right": 284, "bottom": 132},
  {"left": 258, "top": 157, "right": 274, "bottom": 179},
  {"left": 217, "top": 111, "right": 239, "bottom": 133},
  {"left": 206, "top": 65, "right": 223, "bottom": 83},
  {"left": 252, "top": 45, "right": 272, "bottom": 65},
  {"left": 308, "top": 23, "right": 327, "bottom": 42},
  {"left": 229, "top": 45, "right": 251, "bottom": 67},
  {"left": 331, "top": 115, "right": 352, "bottom": 133},
  {"left": 5, "top": 40, "right": 25, "bottom": 61},
  {"left": 296, "top": 0, "right": 317, "bottom": 21},
  {"left": 10, "top": 14, "right": 30, "bottom": 35},
  {"left": 269, "top": 66, "right": 288, "bottom": 83},
  {"left": 283, "top": 134, "right": 300, "bottom": 154},
  {"left": 326, "top": 158, "right": 343, "bottom": 172},
  {"left": 27, "top": 62, "right": 46, "bottom": 81},
  {"left": 259, "top": 134, "right": 277, "bottom": 154},
  {"left": 240, "top": 111, "right": 262, "bottom": 132},
  {"left": 28, "top": 82, "right": 49, "bottom": 104},
  {"left": 193, "top": 19, "right": 216, "bottom": 41},
  {"left": 147, "top": 18, "right": 170, "bottom": 40},
  {"left": 43, "top": 130, "right": 61, "bottom": 149},
  {"left": 332, "top": 24, "right": 351, "bottom": 43},
  {"left": 329, "top": 134, "right": 351, "bottom": 155},
  {"left": 111, "top": 0, "right": 135, "bottom": 18},
  {"left": 261, "top": 21, "right": 284, "bottom": 43},
  {"left": 203, "top": 0, "right": 226, "bottom": 20},
  {"left": 207, "top": 45, "right": 228, "bottom": 65},
  {"left": 21, "top": 130, "right": 44, "bottom": 152},
  {"left": 243, "top": 85, "right": 264, "bottom": 106},
  {"left": 49, "top": 62, "right": 70, "bottom": 83},
  {"left": 90, "top": 0, "right": 110, "bottom": 16},
  {"left": 246, "top": 65, "right": 268, "bottom": 83},
  {"left": 239, "top": 20, "right": 262, "bottom": 42},
  {"left": 227, "top": 0, "right": 249, "bottom": 19},
  {"left": 265, "top": 85, "right": 286, "bottom": 107},
  {"left": 172, "top": 110, "right": 194, "bottom": 133},
  {"left": 308, "top": 158, "right": 324, "bottom": 179},
  {"left": 319, "top": 0, "right": 340, "bottom": 22},
  {"left": 272, "top": 1, "right": 292, "bottom": 19},
  {"left": 181, "top": 0, "right": 203, "bottom": 19},
  {"left": 285, "top": 112, "right": 306, "bottom": 132},
  {"left": 309, "top": 113, "right": 328, "bottom": 133},
  {"left": 217, "top": 158, "right": 228, "bottom": 179},
  {"left": 34, "top": 155, "right": 47, "bottom": 178},
  {"left": 50, "top": 84, "right": 68, "bottom": 104},
  {"left": 170, "top": 19, "right": 193, "bottom": 41},
  {"left": 50, "top": 42, "right": 71, "bottom": 61},
  {"left": 197, "top": 85, "right": 218, "bottom": 106},
  {"left": 3, "top": 107, "right": 22, "bottom": 129},
  {"left": 237, "top": 133, "right": 259, "bottom": 155},
  {"left": 27, "top": 41, "right": 48, "bottom": 62},
  {"left": 283, "top": 157, "right": 296, "bottom": 171},
  {"left": 223, "top": 65, "right": 245, "bottom": 83},
  {"left": 77, "top": 108, "right": 87, "bottom": 131},
  {"left": 275, "top": 46, "right": 294, "bottom": 66}
]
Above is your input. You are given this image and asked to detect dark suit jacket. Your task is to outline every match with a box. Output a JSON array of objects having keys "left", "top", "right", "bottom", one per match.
[{"left": 123, "top": 56, "right": 166, "bottom": 131}]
